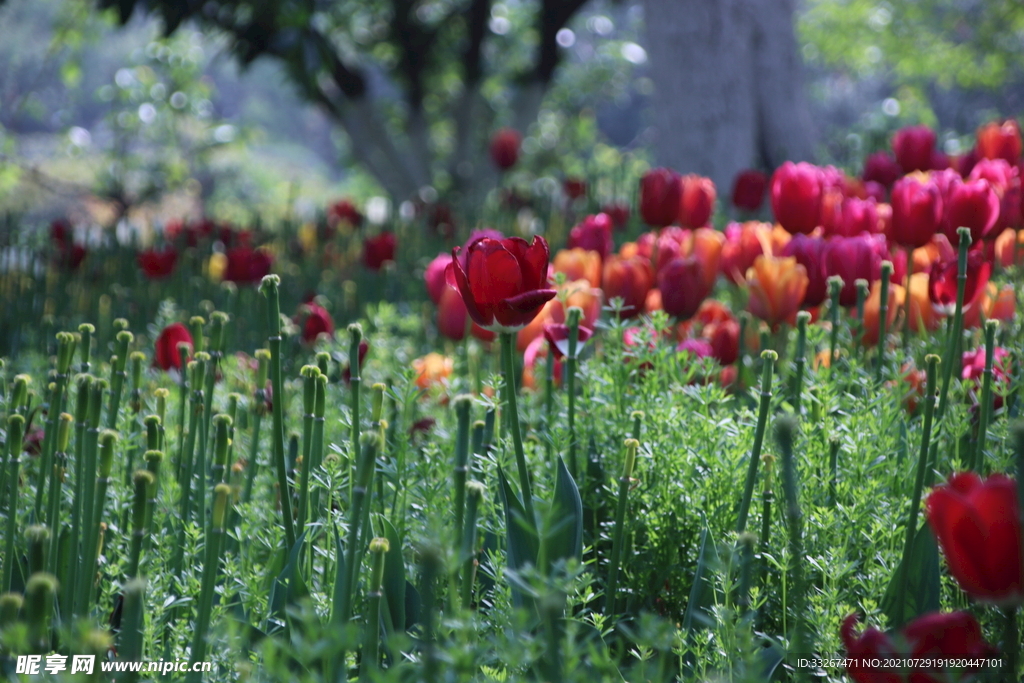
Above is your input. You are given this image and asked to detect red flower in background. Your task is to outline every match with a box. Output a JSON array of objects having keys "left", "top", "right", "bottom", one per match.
[
  {"left": 298, "top": 303, "right": 334, "bottom": 345},
  {"left": 770, "top": 161, "right": 823, "bottom": 235},
  {"left": 658, "top": 257, "right": 712, "bottom": 321},
  {"left": 823, "top": 234, "right": 885, "bottom": 307},
  {"left": 448, "top": 235, "right": 556, "bottom": 332},
  {"left": 603, "top": 255, "right": 653, "bottom": 318},
  {"left": 720, "top": 222, "right": 769, "bottom": 284},
  {"left": 425, "top": 253, "right": 452, "bottom": 304},
  {"left": 927, "top": 250, "right": 990, "bottom": 315},
  {"left": 731, "top": 169, "right": 767, "bottom": 211},
  {"left": 154, "top": 323, "right": 193, "bottom": 371},
  {"left": 961, "top": 345, "right": 1011, "bottom": 386},
  {"left": 862, "top": 151, "right": 902, "bottom": 189},
  {"left": 490, "top": 128, "right": 521, "bottom": 170},
  {"left": 977, "top": 119, "right": 1022, "bottom": 165},
  {"left": 601, "top": 203, "right": 630, "bottom": 231},
  {"left": 137, "top": 247, "right": 178, "bottom": 280},
  {"left": 832, "top": 196, "right": 880, "bottom": 237},
  {"left": 926, "top": 471, "right": 1023, "bottom": 605},
  {"left": 563, "top": 178, "right": 587, "bottom": 200},
  {"left": 841, "top": 611, "right": 996, "bottom": 683},
  {"left": 892, "top": 125, "right": 936, "bottom": 173},
  {"left": 678, "top": 174, "right": 716, "bottom": 228},
  {"left": 945, "top": 179, "right": 1001, "bottom": 244},
  {"left": 567, "top": 213, "right": 614, "bottom": 259},
  {"left": 362, "top": 232, "right": 397, "bottom": 270},
  {"left": 889, "top": 175, "right": 943, "bottom": 249},
  {"left": 543, "top": 323, "right": 594, "bottom": 360},
  {"left": 639, "top": 168, "right": 683, "bottom": 228},
  {"left": 342, "top": 340, "right": 369, "bottom": 385},
  {"left": 327, "top": 199, "right": 364, "bottom": 229},
  {"left": 224, "top": 246, "right": 273, "bottom": 284},
  {"left": 706, "top": 318, "right": 739, "bottom": 365},
  {"left": 51, "top": 219, "right": 72, "bottom": 247}
]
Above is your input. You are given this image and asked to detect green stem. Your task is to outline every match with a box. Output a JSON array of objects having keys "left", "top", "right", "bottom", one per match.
[
  {"left": 604, "top": 438, "right": 637, "bottom": 617},
  {"left": 76, "top": 430, "right": 117, "bottom": 618},
  {"left": 827, "top": 277, "right": 842, "bottom": 367},
  {"left": 791, "top": 312, "right": 809, "bottom": 413},
  {"left": 359, "top": 538, "right": 389, "bottom": 681},
  {"left": 567, "top": 306, "right": 582, "bottom": 479},
  {"left": 875, "top": 261, "right": 892, "bottom": 383},
  {"left": 2, "top": 415, "right": 24, "bottom": 593},
  {"left": 348, "top": 324, "right": 363, "bottom": 512},
  {"left": 460, "top": 482, "right": 485, "bottom": 611},
  {"left": 127, "top": 470, "right": 153, "bottom": 580},
  {"left": 106, "top": 331, "right": 133, "bottom": 429},
  {"left": 186, "top": 484, "right": 231, "bottom": 683},
  {"left": 775, "top": 416, "right": 807, "bottom": 683},
  {"left": 973, "top": 320, "right": 998, "bottom": 473},
  {"left": 501, "top": 331, "right": 536, "bottom": 525},
  {"left": 736, "top": 351, "right": 777, "bottom": 534},
  {"left": 452, "top": 395, "right": 472, "bottom": 554}
]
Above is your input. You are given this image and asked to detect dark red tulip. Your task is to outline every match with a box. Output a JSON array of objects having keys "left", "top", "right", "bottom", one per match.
[
  {"left": 930, "top": 149, "right": 950, "bottom": 171},
  {"left": 490, "top": 128, "right": 521, "bottom": 170},
  {"left": 639, "top": 168, "right": 683, "bottom": 228},
  {"left": 51, "top": 219, "right": 72, "bottom": 248},
  {"left": 657, "top": 257, "right": 712, "bottom": 320},
  {"left": 601, "top": 203, "right": 630, "bottom": 231},
  {"left": 327, "top": 199, "right": 363, "bottom": 229},
  {"left": 705, "top": 318, "right": 739, "bottom": 365},
  {"left": 448, "top": 235, "right": 556, "bottom": 332},
  {"left": 543, "top": 323, "right": 594, "bottom": 360},
  {"left": 563, "top": 178, "right": 587, "bottom": 200},
  {"left": 154, "top": 323, "right": 193, "bottom": 371},
  {"left": 769, "top": 161, "right": 824, "bottom": 235},
  {"left": 436, "top": 286, "right": 468, "bottom": 341},
  {"left": 945, "top": 179, "right": 1000, "bottom": 243},
  {"left": 298, "top": 303, "right": 334, "bottom": 345},
  {"left": 362, "top": 232, "right": 397, "bottom": 270},
  {"left": 841, "top": 611, "right": 996, "bottom": 683},
  {"left": 926, "top": 471, "right": 1023, "bottom": 605},
  {"left": 928, "top": 250, "right": 990, "bottom": 315},
  {"left": 224, "top": 246, "right": 273, "bottom": 284},
  {"left": 863, "top": 180, "right": 887, "bottom": 203},
  {"left": 56, "top": 244, "right": 87, "bottom": 271},
  {"left": 823, "top": 234, "right": 885, "bottom": 307},
  {"left": 957, "top": 147, "right": 981, "bottom": 177},
  {"left": 832, "top": 196, "right": 879, "bottom": 237},
  {"left": 678, "top": 174, "right": 716, "bottom": 228},
  {"left": 731, "top": 169, "right": 767, "bottom": 211},
  {"left": 781, "top": 234, "right": 828, "bottom": 307},
  {"left": 861, "top": 151, "right": 902, "bottom": 189},
  {"left": 892, "top": 125, "right": 936, "bottom": 173},
  {"left": 567, "top": 213, "right": 614, "bottom": 259},
  {"left": 137, "top": 247, "right": 178, "bottom": 280},
  {"left": 889, "top": 175, "right": 943, "bottom": 248},
  {"left": 603, "top": 255, "right": 654, "bottom": 318},
  {"left": 977, "top": 119, "right": 1022, "bottom": 165}
]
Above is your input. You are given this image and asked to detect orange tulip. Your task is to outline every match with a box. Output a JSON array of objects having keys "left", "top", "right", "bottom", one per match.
[
  {"left": 689, "top": 228, "right": 725, "bottom": 290},
  {"left": 720, "top": 221, "right": 773, "bottom": 284},
  {"left": 860, "top": 280, "right": 903, "bottom": 347},
  {"left": 603, "top": 255, "right": 654, "bottom": 318},
  {"left": 983, "top": 283, "right": 1016, "bottom": 323},
  {"left": 977, "top": 119, "right": 1023, "bottom": 164},
  {"left": 911, "top": 234, "right": 955, "bottom": 274},
  {"left": 768, "top": 224, "right": 792, "bottom": 254},
  {"left": 994, "top": 228, "right": 1024, "bottom": 268},
  {"left": 746, "top": 255, "right": 809, "bottom": 328},
  {"left": 904, "top": 272, "right": 942, "bottom": 333},
  {"left": 813, "top": 349, "right": 832, "bottom": 371},
  {"left": 516, "top": 280, "right": 603, "bottom": 352},
  {"left": 645, "top": 288, "right": 663, "bottom": 313},
  {"left": 413, "top": 353, "right": 453, "bottom": 390},
  {"left": 517, "top": 298, "right": 560, "bottom": 352},
  {"left": 552, "top": 247, "right": 602, "bottom": 288}
]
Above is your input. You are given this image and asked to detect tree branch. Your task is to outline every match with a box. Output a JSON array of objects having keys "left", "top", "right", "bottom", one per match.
[{"left": 535, "top": 0, "right": 589, "bottom": 84}]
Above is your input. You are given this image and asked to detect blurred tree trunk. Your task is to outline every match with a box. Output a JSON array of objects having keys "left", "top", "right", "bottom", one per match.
[{"left": 642, "top": 0, "right": 813, "bottom": 195}]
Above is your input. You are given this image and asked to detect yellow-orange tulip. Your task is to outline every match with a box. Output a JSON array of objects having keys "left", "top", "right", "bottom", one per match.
[
  {"left": 860, "top": 280, "right": 903, "bottom": 347},
  {"left": 689, "top": 228, "right": 725, "bottom": 290},
  {"left": 994, "top": 228, "right": 1024, "bottom": 268},
  {"left": 911, "top": 234, "right": 955, "bottom": 274},
  {"left": 904, "top": 272, "right": 942, "bottom": 333},
  {"left": 413, "top": 353, "right": 453, "bottom": 390},
  {"left": 552, "top": 248, "right": 602, "bottom": 288},
  {"left": 984, "top": 283, "right": 1016, "bottom": 323},
  {"left": 746, "top": 256, "right": 808, "bottom": 328}
]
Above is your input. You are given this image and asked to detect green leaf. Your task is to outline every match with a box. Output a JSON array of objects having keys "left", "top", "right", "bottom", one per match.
[
  {"left": 881, "top": 526, "right": 941, "bottom": 629},
  {"left": 380, "top": 517, "right": 405, "bottom": 634},
  {"left": 331, "top": 523, "right": 346, "bottom": 623},
  {"left": 543, "top": 456, "right": 583, "bottom": 570},
  {"left": 497, "top": 466, "right": 538, "bottom": 609},
  {"left": 266, "top": 529, "right": 308, "bottom": 635},
  {"left": 682, "top": 512, "right": 720, "bottom": 634}
]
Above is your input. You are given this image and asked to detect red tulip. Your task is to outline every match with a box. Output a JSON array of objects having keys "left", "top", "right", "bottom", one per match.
[
  {"left": 962, "top": 345, "right": 1011, "bottom": 391},
  {"left": 639, "top": 168, "right": 683, "bottom": 227},
  {"left": 927, "top": 250, "right": 991, "bottom": 316},
  {"left": 437, "top": 286, "right": 468, "bottom": 341},
  {"left": 298, "top": 303, "right": 334, "bottom": 344},
  {"left": 448, "top": 235, "right": 556, "bottom": 332},
  {"left": 780, "top": 234, "right": 828, "bottom": 307},
  {"left": 658, "top": 257, "right": 712, "bottom": 320},
  {"left": 327, "top": 199, "right": 364, "bottom": 229},
  {"left": 892, "top": 125, "right": 936, "bottom": 173},
  {"left": 137, "top": 247, "right": 178, "bottom": 280},
  {"left": 945, "top": 179, "right": 1001, "bottom": 243},
  {"left": 720, "top": 221, "right": 770, "bottom": 284},
  {"left": 769, "top": 161, "right": 824, "bottom": 235},
  {"left": 977, "top": 119, "right": 1022, "bottom": 165},
  {"left": 705, "top": 318, "right": 739, "bottom": 365},
  {"left": 864, "top": 181, "right": 887, "bottom": 203},
  {"left": 968, "top": 157, "right": 1017, "bottom": 192},
  {"left": 678, "top": 174, "right": 716, "bottom": 228},
  {"left": 927, "top": 471, "right": 1023, "bottom": 605},
  {"left": 823, "top": 234, "right": 885, "bottom": 307},
  {"left": 567, "top": 213, "right": 614, "bottom": 259},
  {"left": 603, "top": 254, "right": 654, "bottom": 318},
  {"left": 889, "top": 175, "right": 943, "bottom": 248},
  {"left": 56, "top": 244, "right": 87, "bottom": 271},
  {"left": 841, "top": 611, "right": 996, "bottom": 683},
  {"left": 51, "top": 219, "right": 72, "bottom": 247},
  {"left": 957, "top": 147, "right": 981, "bottom": 177},
  {"left": 862, "top": 151, "right": 902, "bottom": 189},
  {"left": 224, "top": 246, "right": 273, "bottom": 284},
  {"left": 425, "top": 253, "right": 452, "bottom": 304},
  {"left": 832, "top": 196, "right": 879, "bottom": 237},
  {"left": 563, "top": 178, "right": 587, "bottom": 200},
  {"left": 490, "top": 128, "right": 521, "bottom": 170},
  {"left": 362, "top": 232, "right": 397, "bottom": 270},
  {"left": 731, "top": 169, "right": 767, "bottom": 211},
  {"left": 543, "top": 323, "right": 594, "bottom": 360},
  {"left": 154, "top": 323, "right": 193, "bottom": 371},
  {"left": 601, "top": 203, "right": 630, "bottom": 231}
]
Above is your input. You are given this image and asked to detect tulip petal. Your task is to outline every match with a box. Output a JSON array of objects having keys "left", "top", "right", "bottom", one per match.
[
  {"left": 503, "top": 236, "right": 550, "bottom": 291},
  {"left": 449, "top": 248, "right": 493, "bottom": 328},
  {"left": 492, "top": 288, "right": 557, "bottom": 329},
  {"left": 926, "top": 483, "right": 997, "bottom": 600}
]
